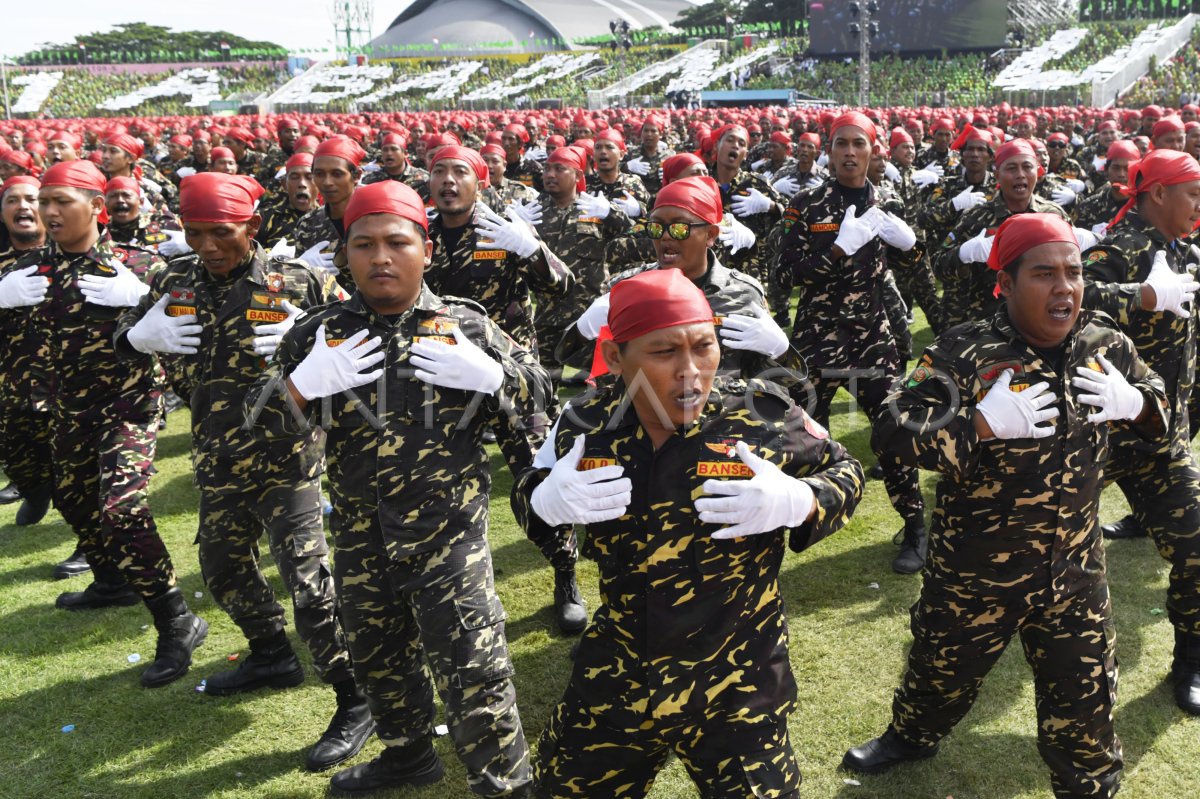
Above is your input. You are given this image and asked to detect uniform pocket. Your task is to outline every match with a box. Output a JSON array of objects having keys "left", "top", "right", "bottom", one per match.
[{"left": 451, "top": 590, "right": 513, "bottom": 688}]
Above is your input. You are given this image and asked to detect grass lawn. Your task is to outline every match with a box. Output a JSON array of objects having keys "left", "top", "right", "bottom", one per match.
[{"left": 0, "top": 311, "right": 1196, "bottom": 799}]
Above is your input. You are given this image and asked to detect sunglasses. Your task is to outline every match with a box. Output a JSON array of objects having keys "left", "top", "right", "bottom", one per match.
[
  {"left": 645, "top": 221, "right": 710, "bottom": 241},
  {"left": 1047, "top": 142, "right": 1068, "bottom": 149}
]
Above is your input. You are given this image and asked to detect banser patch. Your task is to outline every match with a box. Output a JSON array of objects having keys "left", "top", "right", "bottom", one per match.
[
  {"left": 810, "top": 222, "right": 839, "bottom": 233},
  {"left": 414, "top": 315, "right": 459, "bottom": 345},
  {"left": 697, "top": 436, "right": 757, "bottom": 478},
  {"left": 473, "top": 249, "right": 507, "bottom": 260}
]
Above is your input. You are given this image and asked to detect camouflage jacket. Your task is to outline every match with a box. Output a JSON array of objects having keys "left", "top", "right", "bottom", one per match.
[
  {"left": 914, "top": 145, "right": 958, "bottom": 172},
  {"left": 776, "top": 178, "right": 901, "bottom": 370},
  {"left": 292, "top": 205, "right": 347, "bottom": 285},
  {"left": 511, "top": 377, "right": 863, "bottom": 730},
  {"left": 1050, "top": 156, "right": 1085, "bottom": 182},
  {"left": 362, "top": 161, "right": 430, "bottom": 192},
  {"left": 253, "top": 147, "right": 290, "bottom": 193},
  {"left": 106, "top": 211, "right": 181, "bottom": 253},
  {"left": 7, "top": 234, "right": 165, "bottom": 413},
  {"left": 1072, "top": 186, "right": 1125, "bottom": 232},
  {"left": 0, "top": 244, "right": 48, "bottom": 405},
  {"left": 137, "top": 160, "right": 178, "bottom": 211},
  {"left": 505, "top": 157, "right": 544, "bottom": 192},
  {"left": 116, "top": 243, "right": 343, "bottom": 491},
  {"left": 586, "top": 172, "right": 651, "bottom": 219},
  {"left": 247, "top": 284, "right": 551, "bottom": 555},
  {"left": 555, "top": 253, "right": 808, "bottom": 386},
  {"left": 935, "top": 193, "right": 1067, "bottom": 327},
  {"left": 481, "top": 178, "right": 538, "bottom": 211},
  {"left": 876, "top": 307, "right": 1167, "bottom": 604},
  {"left": 425, "top": 211, "right": 573, "bottom": 352},
  {"left": 772, "top": 161, "right": 829, "bottom": 190},
  {"left": 917, "top": 170, "right": 995, "bottom": 246},
  {"left": 1082, "top": 210, "right": 1195, "bottom": 457},
  {"left": 621, "top": 145, "right": 674, "bottom": 198},
  {"left": 256, "top": 201, "right": 310, "bottom": 249},
  {"left": 717, "top": 169, "right": 783, "bottom": 285}
]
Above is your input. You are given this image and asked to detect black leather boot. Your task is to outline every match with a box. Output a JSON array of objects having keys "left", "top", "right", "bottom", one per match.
[
  {"left": 56, "top": 579, "right": 139, "bottom": 610},
  {"left": 554, "top": 566, "right": 587, "bottom": 634},
  {"left": 52, "top": 546, "right": 92, "bottom": 580},
  {"left": 142, "top": 588, "right": 208, "bottom": 687},
  {"left": 306, "top": 678, "right": 376, "bottom": 771},
  {"left": 1173, "top": 629, "right": 1200, "bottom": 716},
  {"left": 204, "top": 630, "right": 305, "bottom": 696},
  {"left": 15, "top": 484, "right": 52, "bottom": 526},
  {"left": 842, "top": 727, "right": 939, "bottom": 774},
  {"left": 891, "top": 517, "right": 928, "bottom": 575},
  {"left": 0, "top": 482, "right": 21, "bottom": 504},
  {"left": 329, "top": 738, "right": 444, "bottom": 796},
  {"left": 1101, "top": 513, "right": 1146, "bottom": 539}
]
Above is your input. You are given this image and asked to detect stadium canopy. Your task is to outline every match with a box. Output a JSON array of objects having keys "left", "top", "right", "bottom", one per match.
[{"left": 368, "top": 0, "right": 700, "bottom": 57}]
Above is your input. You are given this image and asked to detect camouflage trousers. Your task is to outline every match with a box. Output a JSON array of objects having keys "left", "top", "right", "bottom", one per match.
[
  {"left": 1104, "top": 447, "right": 1200, "bottom": 636},
  {"left": 881, "top": 271, "right": 913, "bottom": 363},
  {"left": 893, "top": 574, "right": 1121, "bottom": 799},
  {"left": 196, "top": 477, "right": 351, "bottom": 683},
  {"left": 792, "top": 370, "right": 925, "bottom": 525},
  {"left": 534, "top": 685, "right": 800, "bottom": 799},
  {"left": 52, "top": 401, "right": 175, "bottom": 599},
  {"left": 332, "top": 525, "right": 530, "bottom": 797},
  {"left": 0, "top": 395, "right": 53, "bottom": 496},
  {"left": 892, "top": 254, "right": 946, "bottom": 335}
]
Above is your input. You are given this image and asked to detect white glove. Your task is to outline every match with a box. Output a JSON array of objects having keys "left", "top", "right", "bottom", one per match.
[
  {"left": 361, "top": 162, "right": 381, "bottom": 173},
  {"left": 574, "top": 192, "right": 612, "bottom": 221},
  {"left": 719, "top": 305, "right": 789, "bottom": 359},
  {"left": 274, "top": 166, "right": 287, "bottom": 180},
  {"left": 475, "top": 205, "right": 540, "bottom": 258},
  {"left": 299, "top": 240, "right": 336, "bottom": 273},
  {"left": 526, "top": 146, "right": 548, "bottom": 162},
  {"left": 531, "top": 435, "right": 632, "bottom": 525},
  {"left": 958, "top": 228, "right": 994, "bottom": 264},
  {"left": 951, "top": 186, "right": 986, "bottom": 212},
  {"left": 157, "top": 229, "right": 193, "bottom": 258},
  {"left": 1066, "top": 178, "right": 1087, "bottom": 194},
  {"left": 575, "top": 292, "right": 610, "bottom": 340},
  {"left": 912, "top": 169, "right": 940, "bottom": 187},
  {"left": 695, "top": 441, "right": 814, "bottom": 538},
  {"left": 141, "top": 178, "right": 162, "bottom": 196},
  {"left": 805, "top": 175, "right": 824, "bottom": 189},
  {"left": 252, "top": 300, "right": 302, "bottom": 357},
  {"left": 126, "top": 294, "right": 202, "bottom": 355},
  {"left": 976, "top": 369, "right": 1059, "bottom": 439},
  {"left": 1073, "top": 227, "right": 1099, "bottom": 253},
  {"left": 625, "top": 156, "right": 650, "bottom": 176},
  {"left": 1072, "top": 354, "right": 1145, "bottom": 424},
  {"left": 1091, "top": 222, "right": 1109, "bottom": 240},
  {"left": 731, "top": 187, "right": 772, "bottom": 217},
  {"left": 718, "top": 215, "right": 757, "bottom": 255},
  {"left": 175, "top": 166, "right": 197, "bottom": 178},
  {"left": 751, "top": 158, "right": 770, "bottom": 171},
  {"left": 1092, "top": 155, "right": 1107, "bottom": 173},
  {"left": 1071, "top": 134, "right": 1084, "bottom": 147},
  {"left": 926, "top": 163, "right": 945, "bottom": 177},
  {"left": 883, "top": 161, "right": 901, "bottom": 183},
  {"left": 140, "top": 197, "right": 154, "bottom": 214},
  {"left": 816, "top": 152, "right": 829, "bottom": 168},
  {"left": 269, "top": 239, "right": 297, "bottom": 259},
  {"left": 0, "top": 265, "right": 49, "bottom": 308},
  {"left": 870, "top": 209, "right": 917, "bottom": 251},
  {"left": 833, "top": 205, "right": 876, "bottom": 257},
  {"left": 1052, "top": 186, "right": 1077, "bottom": 207},
  {"left": 509, "top": 199, "right": 544, "bottom": 227},
  {"left": 409, "top": 326, "right": 504, "bottom": 395},
  {"left": 288, "top": 325, "right": 385, "bottom": 401},
  {"left": 772, "top": 175, "right": 801, "bottom": 197},
  {"left": 614, "top": 192, "right": 641, "bottom": 218},
  {"left": 1143, "top": 250, "right": 1200, "bottom": 317},
  {"left": 78, "top": 259, "right": 150, "bottom": 308}
]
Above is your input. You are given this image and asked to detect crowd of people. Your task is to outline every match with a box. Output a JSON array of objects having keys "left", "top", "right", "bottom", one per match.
[{"left": 2, "top": 98, "right": 1200, "bottom": 799}]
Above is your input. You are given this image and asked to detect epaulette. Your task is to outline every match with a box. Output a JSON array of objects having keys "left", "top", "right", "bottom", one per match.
[{"left": 439, "top": 294, "right": 490, "bottom": 318}]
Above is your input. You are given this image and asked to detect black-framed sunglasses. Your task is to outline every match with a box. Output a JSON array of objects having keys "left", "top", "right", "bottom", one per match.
[
  {"left": 1047, "top": 142, "right": 1069, "bottom": 149},
  {"left": 645, "top": 221, "right": 710, "bottom": 241}
]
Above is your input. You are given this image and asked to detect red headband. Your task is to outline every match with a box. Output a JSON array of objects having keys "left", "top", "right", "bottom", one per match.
[
  {"left": 429, "top": 145, "right": 488, "bottom": 184},
  {"left": 1152, "top": 115, "right": 1185, "bottom": 139},
  {"left": 987, "top": 213, "right": 1078, "bottom": 273},
  {"left": 1111, "top": 148, "right": 1200, "bottom": 227},
  {"left": 285, "top": 152, "right": 313, "bottom": 171},
  {"left": 314, "top": 135, "right": 366, "bottom": 168},
  {"left": 105, "top": 176, "right": 140, "bottom": 196},
  {"left": 104, "top": 133, "right": 144, "bottom": 160},
  {"left": 595, "top": 128, "right": 626, "bottom": 152},
  {"left": 889, "top": 127, "right": 913, "bottom": 149},
  {"left": 608, "top": 267, "right": 714, "bottom": 344},
  {"left": 343, "top": 180, "right": 428, "bottom": 236},
  {"left": 42, "top": 160, "right": 106, "bottom": 193},
  {"left": 951, "top": 124, "right": 991, "bottom": 151},
  {"left": 48, "top": 130, "right": 82, "bottom": 150},
  {"left": 994, "top": 138, "right": 1037, "bottom": 169},
  {"left": 1105, "top": 141, "right": 1141, "bottom": 162},
  {"left": 653, "top": 175, "right": 723, "bottom": 226},
  {"left": 179, "top": 173, "right": 264, "bottom": 223},
  {"left": 661, "top": 153, "right": 705, "bottom": 185},
  {"left": 1, "top": 175, "right": 40, "bottom": 196},
  {"left": 210, "top": 147, "right": 235, "bottom": 162},
  {"left": 480, "top": 144, "right": 505, "bottom": 159},
  {"left": 0, "top": 150, "right": 35, "bottom": 174},
  {"left": 547, "top": 145, "right": 588, "bottom": 192},
  {"left": 830, "top": 112, "right": 877, "bottom": 143},
  {"left": 224, "top": 126, "right": 256, "bottom": 147}
]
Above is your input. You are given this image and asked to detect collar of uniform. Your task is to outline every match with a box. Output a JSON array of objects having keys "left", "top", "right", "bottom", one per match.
[
  {"left": 1117, "top": 209, "right": 1171, "bottom": 247},
  {"left": 243, "top": 243, "right": 273, "bottom": 287},
  {"left": 341, "top": 282, "right": 446, "bottom": 323},
  {"left": 601, "top": 382, "right": 723, "bottom": 436},
  {"left": 85, "top": 232, "right": 120, "bottom": 266},
  {"left": 699, "top": 252, "right": 731, "bottom": 294},
  {"left": 831, "top": 179, "right": 876, "bottom": 206},
  {"left": 992, "top": 304, "right": 1082, "bottom": 356}
]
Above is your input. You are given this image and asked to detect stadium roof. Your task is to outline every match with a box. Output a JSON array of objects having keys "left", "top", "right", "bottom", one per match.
[{"left": 369, "top": 0, "right": 700, "bottom": 57}]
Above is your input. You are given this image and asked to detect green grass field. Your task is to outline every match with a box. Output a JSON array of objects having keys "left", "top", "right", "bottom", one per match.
[{"left": 0, "top": 313, "right": 1196, "bottom": 799}]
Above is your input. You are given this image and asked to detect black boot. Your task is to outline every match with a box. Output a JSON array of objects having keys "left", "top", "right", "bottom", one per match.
[
  {"left": 56, "top": 579, "right": 139, "bottom": 610},
  {"left": 329, "top": 738, "right": 444, "bottom": 796},
  {"left": 842, "top": 727, "right": 939, "bottom": 774},
  {"left": 554, "top": 566, "right": 587, "bottom": 634},
  {"left": 867, "top": 462, "right": 885, "bottom": 479},
  {"left": 0, "top": 482, "right": 21, "bottom": 504},
  {"left": 204, "top": 630, "right": 304, "bottom": 696},
  {"left": 306, "top": 678, "right": 376, "bottom": 771},
  {"left": 1173, "top": 629, "right": 1200, "bottom": 716},
  {"left": 1102, "top": 514, "right": 1146, "bottom": 539},
  {"left": 52, "top": 547, "right": 92, "bottom": 580},
  {"left": 141, "top": 588, "right": 208, "bottom": 687},
  {"left": 15, "top": 484, "right": 52, "bottom": 526},
  {"left": 891, "top": 518, "right": 928, "bottom": 575}
]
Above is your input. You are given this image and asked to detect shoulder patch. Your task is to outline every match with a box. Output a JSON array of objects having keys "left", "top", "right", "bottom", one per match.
[{"left": 1086, "top": 250, "right": 1108, "bottom": 263}]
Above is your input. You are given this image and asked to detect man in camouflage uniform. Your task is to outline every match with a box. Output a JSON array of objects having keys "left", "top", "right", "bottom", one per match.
[
  {"left": 917, "top": 124, "right": 994, "bottom": 261},
  {"left": 586, "top": 130, "right": 650, "bottom": 221},
  {"left": 776, "top": 112, "right": 929, "bottom": 574},
  {"left": 256, "top": 153, "right": 319, "bottom": 249},
  {"left": 501, "top": 123, "right": 544, "bottom": 192},
  {"left": 884, "top": 128, "right": 945, "bottom": 334},
  {"left": 1072, "top": 141, "right": 1139, "bottom": 235},
  {"left": 247, "top": 181, "right": 540, "bottom": 797},
  {"left": 480, "top": 145, "right": 539, "bottom": 211},
  {"left": 424, "top": 145, "right": 572, "bottom": 356},
  {"left": 914, "top": 118, "right": 958, "bottom": 173},
  {"left": 621, "top": 113, "right": 673, "bottom": 199},
  {"left": 292, "top": 136, "right": 365, "bottom": 287},
  {"left": 0, "top": 176, "right": 55, "bottom": 532},
  {"left": 771, "top": 132, "right": 828, "bottom": 195},
  {"left": 1047, "top": 132, "right": 1086, "bottom": 185},
  {"left": 101, "top": 132, "right": 178, "bottom": 213},
  {"left": 362, "top": 132, "right": 429, "bottom": 192},
  {"left": 116, "top": 172, "right": 371, "bottom": 771},
  {"left": 514, "top": 268, "right": 863, "bottom": 799},
  {"left": 3, "top": 160, "right": 206, "bottom": 687},
  {"left": 157, "top": 134, "right": 192, "bottom": 188},
  {"left": 1080, "top": 149, "right": 1200, "bottom": 714},
  {"left": 935, "top": 139, "right": 1067, "bottom": 328},
  {"left": 222, "top": 127, "right": 264, "bottom": 179},
  {"left": 103, "top": 177, "right": 180, "bottom": 253},
  {"left": 172, "top": 131, "right": 213, "bottom": 183},
  {"left": 253, "top": 117, "right": 301, "bottom": 192},
  {"left": 846, "top": 213, "right": 1167, "bottom": 799},
  {"left": 1079, "top": 120, "right": 1122, "bottom": 187},
  {"left": 1033, "top": 139, "right": 1081, "bottom": 210}
]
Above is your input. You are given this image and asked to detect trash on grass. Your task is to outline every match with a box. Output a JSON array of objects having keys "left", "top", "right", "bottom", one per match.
[
  {"left": 127, "top": 653, "right": 141, "bottom": 664},
  {"left": 434, "top": 723, "right": 449, "bottom": 736},
  {"left": 61, "top": 724, "right": 75, "bottom": 733}
]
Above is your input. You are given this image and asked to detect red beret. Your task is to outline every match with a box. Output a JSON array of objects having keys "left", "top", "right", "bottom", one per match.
[
  {"left": 595, "top": 129, "right": 626, "bottom": 151},
  {"left": 314, "top": 135, "right": 366, "bottom": 168},
  {"left": 42, "top": 160, "right": 107, "bottom": 193},
  {"left": 653, "top": 175, "right": 723, "bottom": 225},
  {"left": 547, "top": 145, "right": 587, "bottom": 192},
  {"left": 48, "top": 130, "right": 82, "bottom": 150},
  {"left": 769, "top": 131, "right": 792, "bottom": 149},
  {"left": 179, "top": 173, "right": 265, "bottom": 224},
  {"left": 1, "top": 175, "right": 40, "bottom": 196},
  {"left": 105, "top": 176, "right": 140, "bottom": 195},
  {"left": 1112, "top": 149, "right": 1200, "bottom": 226},
  {"left": 104, "top": 133, "right": 144, "bottom": 160},
  {"left": 987, "top": 213, "right": 1078, "bottom": 273},
  {"left": 429, "top": 145, "right": 488, "bottom": 184},
  {"left": 888, "top": 128, "right": 913, "bottom": 150},
  {"left": 1105, "top": 141, "right": 1141, "bottom": 162},
  {"left": 0, "top": 149, "right": 35, "bottom": 174},
  {"left": 169, "top": 134, "right": 193, "bottom": 148},
  {"left": 994, "top": 138, "right": 1037, "bottom": 169},
  {"left": 210, "top": 147, "right": 235, "bottom": 162},
  {"left": 609, "top": 268, "right": 713, "bottom": 344},
  {"left": 285, "top": 152, "right": 314, "bottom": 172},
  {"left": 343, "top": 180, "right": 428, "bottom": 236},
  {"left": 1152, "top": 115, "right": 1185, "bottom": 139},
  {"left": 830, "top": 112, "right": 877, "bottom": 143},
  {"left": 224, "top": 126, "right": 256, "bottom": 147}
]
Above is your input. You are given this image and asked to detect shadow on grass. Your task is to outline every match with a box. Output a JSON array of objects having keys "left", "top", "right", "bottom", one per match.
[{"left": 0, "top": 516, "right": 75, "bottom": 561}]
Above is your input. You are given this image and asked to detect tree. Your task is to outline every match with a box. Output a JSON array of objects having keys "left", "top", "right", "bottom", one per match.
[{"left": 676, "top": 0, "right": 744, "bottom": 30}]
